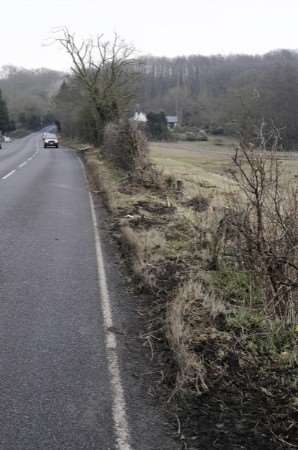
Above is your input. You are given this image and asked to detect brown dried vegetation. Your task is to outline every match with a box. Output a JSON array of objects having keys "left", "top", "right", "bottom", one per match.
[{"left": 84, "top": 130, "right": 298, "bottom": 449}]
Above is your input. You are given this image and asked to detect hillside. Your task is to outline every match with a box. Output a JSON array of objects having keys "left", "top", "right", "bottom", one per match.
[
  {"left": 0, "top": 66, "right": 65, "bottom": 127},
  {"left": 136, "top": 50, "right": 298, "bottom": 147}
]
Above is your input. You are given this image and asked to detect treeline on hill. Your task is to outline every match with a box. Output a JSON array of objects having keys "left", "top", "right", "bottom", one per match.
[
  {"left": 136, "top": 50, "right": 298, "bottom": 148},
  {"left": 53, "top": 49, "right": 298, "bottom": 149},
  {"left": 0, "top": 66, "right": 64, "bottom": 132},
  {"left": 0, "top": 88, "right": 15, "bottom": 133},
  {"left": 2, "top": 50, "right": 298, "bottom": 147}
]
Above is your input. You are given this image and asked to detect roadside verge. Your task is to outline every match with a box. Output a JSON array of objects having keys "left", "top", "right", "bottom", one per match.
[{"left": 80, "top": 144, "right": 298, "bottom": 450}]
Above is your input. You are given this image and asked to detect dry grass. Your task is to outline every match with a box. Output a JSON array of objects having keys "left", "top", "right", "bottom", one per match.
[
  {"left": 150, "top": 138, "right": 237, "bottom": 197},
  {"left": 167, "top": 275, "right": 298, "bottom": 449},
  {"left": 166, "top": 279, "right": 227, "bottom": 395},
  {"left": 82, "top": 141, "right": 298, "bottom": 449},
  {"left": 150, "top": 140, "right": 298, "bottom": 203},
  {"left": 85, "top": 148, "right": 133, "bottom": 211}
]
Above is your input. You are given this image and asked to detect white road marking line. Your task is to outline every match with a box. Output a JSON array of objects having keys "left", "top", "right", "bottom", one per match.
[
  {"left": 2, "top": 169, "right": 16, "bottom": 180},
  {"left": 1, "top": 138, "right": 41, "bottom": 181},
  {"left": 89, "top": 191, "right": 132, "bottom": 450}
]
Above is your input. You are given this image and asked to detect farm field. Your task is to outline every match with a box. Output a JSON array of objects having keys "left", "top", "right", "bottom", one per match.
[
  {"left": 150, "top": 138, "right": 298, "bottom": 197},
  {"left": 150, "top": 137, "right": 239, "bottom": 197}
]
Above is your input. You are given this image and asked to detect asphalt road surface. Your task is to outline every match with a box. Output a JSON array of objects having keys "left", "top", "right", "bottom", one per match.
[{"left": 0, "top": 133, "right": 178, "bottom": 450}]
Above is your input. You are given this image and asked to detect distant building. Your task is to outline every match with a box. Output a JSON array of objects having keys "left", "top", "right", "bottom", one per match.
[
  {"left": 166, "top": 115, "right": 178, "bottom": 129},
  {"left": 130, "top": 112, "right": 147, "bottom": 123}
]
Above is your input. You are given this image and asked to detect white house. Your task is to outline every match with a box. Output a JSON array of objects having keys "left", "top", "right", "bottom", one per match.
[
  {"left": 166, "top": 115, "right": 178, "bottom": 129},
  {"left": 131, "top": 112, "right": 147, "bottom": 123}
]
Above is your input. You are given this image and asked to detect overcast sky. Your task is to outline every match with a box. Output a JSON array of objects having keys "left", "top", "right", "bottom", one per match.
[{"left": 1, "top": 0, "right": 298, "bottom": 71}]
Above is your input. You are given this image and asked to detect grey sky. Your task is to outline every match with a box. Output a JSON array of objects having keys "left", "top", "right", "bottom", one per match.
[{"left": 1, "top": 0, "right": 298, "bottom": 70}]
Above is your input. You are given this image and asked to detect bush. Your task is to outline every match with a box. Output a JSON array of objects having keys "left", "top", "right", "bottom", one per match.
[
  {"left": 214, "top": 138, "right": 224, "bottom": 145},
  {"left": 211, "top": 127, "right": 225, "bottom": 135},
  {"left": 185, "top": 131, "right": 197, "bottom": 141},
  {"left": 227, "top": 142, "right": 298, "bottom": 322},
  {"left": 103, "top": 120, "right": 149, "bottom": 173},
  {"left": 146, "top": 111, "right": 169, "bottom": 140},
  {"left": 197, "top": 130, "right": 208, "bottom": 141},
  {"left": 185, "top": 130, "right": 208, "bottom": 141}
]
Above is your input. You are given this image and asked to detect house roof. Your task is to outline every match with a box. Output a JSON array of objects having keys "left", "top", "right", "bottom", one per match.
[{"left": 166, "top": 115, "right": 178, "bottom": 123}]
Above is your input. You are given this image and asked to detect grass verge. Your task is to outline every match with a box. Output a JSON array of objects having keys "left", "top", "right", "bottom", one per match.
[{"left": 82, "top": 143, "right": 298, "bottom": 450}]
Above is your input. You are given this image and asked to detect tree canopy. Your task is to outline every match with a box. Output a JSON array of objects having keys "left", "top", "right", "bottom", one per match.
[
  {"left": 0, "top": 89, "right": 11, "bottom": 133},
  {"left": 136, "top": 50, "right": 298, "bottom": 147}
]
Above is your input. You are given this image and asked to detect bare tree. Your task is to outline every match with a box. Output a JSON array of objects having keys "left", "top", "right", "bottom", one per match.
[
  {"left": 226, "top": 129, "right": 298, "bottom": 322},
  {"left": 55, "top": 28, "right": 138, "bottom": 142}
]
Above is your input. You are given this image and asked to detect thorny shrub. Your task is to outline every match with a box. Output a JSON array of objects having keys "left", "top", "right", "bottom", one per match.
[{"left": 224, "top": 141, "right": 298, "bottom": 322}]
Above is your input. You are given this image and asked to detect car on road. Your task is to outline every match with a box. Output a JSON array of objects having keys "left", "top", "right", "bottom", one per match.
[
  {"left": 44, "top": 134, "right": 59, "bottom": 148},
  {"left": 42, "top": 132, "right": 53, "bottom": 142}
]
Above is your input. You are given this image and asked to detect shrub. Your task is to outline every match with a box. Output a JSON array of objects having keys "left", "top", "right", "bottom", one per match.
[
  {"left": 185, "top": 130, "right": 208, "bottom": 141},
  {"left": 226, "top": 142, "right": 298, "bottom": 322},
  {"left": 103, "top": 120, "right": 149, "bottom": 173},
  {"left": 211, "top": 127, "right": 225, "bottom": 135},
  {"left": 146, "top": 111, "right": 169, "bottom": 140},
  {"left": 185, "top": 131, "right": 197, "bottom": 141}
]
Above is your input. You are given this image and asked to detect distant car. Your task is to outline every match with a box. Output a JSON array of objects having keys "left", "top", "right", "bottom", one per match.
[
  {"left": 44, "top": 134, "right": 59, "bottom": 148},
  {"left": 42, "top": 132, "right": 52, "bottom": 141}
]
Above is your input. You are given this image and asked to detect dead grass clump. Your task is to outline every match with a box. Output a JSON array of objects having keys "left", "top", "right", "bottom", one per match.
[
  {"left": 165, "top": 211, "right": 198, "bottom": 249},
  {"left": 135, "top": 199, "right": 176, "bottom": 215},
  {"left": 166, "top": 280, "right": 229, "bottom": 395},
  {"left": 117, "top": 197, "right": 178, "bottom": 231},
  {"left": 119, "top": 225, "right": 181, "bottom": 292},
  {"left": 129, "top": 164, "right": 167, "bottom": 191},
  {"left": 85, "top": 151, "right": 117, "bottom": 211},
  {"left": 120, "top": 225, "right": 145, "bottom": 263},
  {"left": 142, "top": 256, "right": 190, "bottom": 296},
  {"left": 85, "top": 152, "right": 100, "bottom": 178},
  {"left": 166, "top": 277, "right": 298, "bottom": 449},
  {"left": 119, "top": 221, "right": 190, "bottom": 295},
  {"left": 184, "top": 194, "right": 210, "bottom": 212},
  {"left": 214, "top": 138, "right": 224, "bottom": 146}
]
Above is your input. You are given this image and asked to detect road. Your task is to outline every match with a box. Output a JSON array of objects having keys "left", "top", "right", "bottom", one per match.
[{"left": 0, "top": 133, "right": 178, "bottom": 450}]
